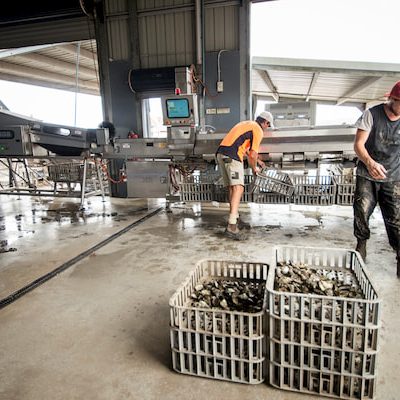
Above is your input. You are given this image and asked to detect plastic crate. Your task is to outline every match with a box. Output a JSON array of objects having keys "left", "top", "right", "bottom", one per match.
[
  {"left": 253, "top": 192, "right": 292, "bottom": 204},
  {"left": 267, "top": 246, "right": 380, "bottom": 399},
  {"left": 213, "top": 184, "right": 229, "bottom": 202},
  {"left": 293, "top": 175, "right": 337, "bottom": 205},
  {"left": 47, "top": 163, "right": 94, "bottom": 182},
  {"left": 169, "top": 259, "right": 269, "bottom": 384},
  {"left": 252, "top": 170, "right": 294, "bottom": 197},
  {"left": 213, "top": 175, "right": 253, "bottom": 203},
  {"left": 334, "top": 174, "right": 356, "bottom": 206},
  {"left": 179, "top": 183, "right": 214, "bottom": 201},
  {"left": 179, "top": 173, "right": 218, "bottom": 202}
]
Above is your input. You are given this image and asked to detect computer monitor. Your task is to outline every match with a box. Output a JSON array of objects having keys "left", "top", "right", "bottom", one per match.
[
  {"left": 166, "top": 98, "right": 190, "bottom": 119},
  {"left": 161, "top": 94, "right": 198, "bottom": 126}
]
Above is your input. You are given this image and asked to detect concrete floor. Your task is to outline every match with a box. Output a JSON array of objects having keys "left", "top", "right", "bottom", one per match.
[{"left": 0, "top": 195, "right": 399, "bottom": 400}]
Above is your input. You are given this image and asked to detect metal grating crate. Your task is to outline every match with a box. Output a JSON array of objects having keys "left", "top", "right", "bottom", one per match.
[
  {"left": 169, "top": 259, "right": 269, "bottom": 384},
  {"left": 293, "top": 175, "right": 337, "bottom": 205},
  {"left": 267, "top": 246, "right": 380, "bottom": 399},
  {"left": 334, "top": 174, "right": 356, "bottom": 206},
  {"left": 252, "top": 169, "right": 295, "bottom": 197},
  {"left": 47, "top": 163, "right": 94, "bottom": 182}
]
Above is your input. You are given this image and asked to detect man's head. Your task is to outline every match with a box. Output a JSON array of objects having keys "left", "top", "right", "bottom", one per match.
[
  {"left": 256, "top": 111, "right": 274, "bottom": 130},
  {"left": 386, "top": 81, "right": 400, "bottom": 117}
]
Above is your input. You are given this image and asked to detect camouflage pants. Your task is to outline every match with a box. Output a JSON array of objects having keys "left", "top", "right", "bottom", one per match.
[{"left": 353, "top": 176, "right": 400, "bottom": 252}]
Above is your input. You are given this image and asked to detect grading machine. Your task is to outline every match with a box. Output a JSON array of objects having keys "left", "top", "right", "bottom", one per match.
[{"left": 0, "top": 93, "right": 357, "bottom": 204}]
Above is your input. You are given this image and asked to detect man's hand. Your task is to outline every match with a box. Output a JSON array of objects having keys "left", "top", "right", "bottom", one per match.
[
  {"left": 257, "top": 159, "right": 266, "bottom": 169},
  {"left": 367, "top": 159, "right": 387, "bottom": 180}
]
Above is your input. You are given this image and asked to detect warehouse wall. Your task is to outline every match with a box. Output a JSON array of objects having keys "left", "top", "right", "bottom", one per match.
[{"left": 102, "top": 0, "right": 245, "bottom": 134}]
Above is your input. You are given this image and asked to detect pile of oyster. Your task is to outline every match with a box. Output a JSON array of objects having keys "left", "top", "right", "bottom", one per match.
[
  {"left": 275, "top": 260, "right": 364, "bottom": 298},
  {"left": 188, "top": 278, "right": 266, "bottom": 313}
]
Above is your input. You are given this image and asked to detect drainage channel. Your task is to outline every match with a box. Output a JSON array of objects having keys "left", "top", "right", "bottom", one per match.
[{"left": 0, "top": 206, "right": 164, "bottom": 310}]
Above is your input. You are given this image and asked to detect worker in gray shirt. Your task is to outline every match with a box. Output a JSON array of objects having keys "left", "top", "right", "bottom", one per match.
[{"left": 353, "top": 81, "right": 400, "bottom": 277}]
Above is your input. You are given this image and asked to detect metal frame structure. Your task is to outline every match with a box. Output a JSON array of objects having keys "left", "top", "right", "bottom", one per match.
[{"left": 0, "top": 156, "right": 106, "bottom": 210}]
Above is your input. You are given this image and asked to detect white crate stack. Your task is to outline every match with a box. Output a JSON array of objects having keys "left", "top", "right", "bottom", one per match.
[
  {"left": 267, "top": 246, "right": 380, "bottom": 399},
  {"left": 169, "top": 260, "right": 269, "bottom": 384}
]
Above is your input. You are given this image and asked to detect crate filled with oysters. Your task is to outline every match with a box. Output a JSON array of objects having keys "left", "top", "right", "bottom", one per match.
[
  {"left": 267, "top": 246, "right": 380, "bottom": 399},
  {"left": 169, "top": 259, "right": 269, "bottom": 384}
]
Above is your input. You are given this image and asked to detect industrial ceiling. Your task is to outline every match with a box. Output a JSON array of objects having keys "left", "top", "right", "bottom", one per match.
[
  {"left": 1, "top": 40, "right": 400, "bottom": 107},
  {"left": 0, "top": 40, "right": 99, "bottom": 96},
  {"left": 0, "top": 0, "right": 399, "bottom": 107}
]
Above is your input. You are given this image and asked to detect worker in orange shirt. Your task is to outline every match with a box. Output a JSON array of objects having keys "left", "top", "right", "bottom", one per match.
[{"left": 216, "top": 111, "right": 274, "bottom": 240}]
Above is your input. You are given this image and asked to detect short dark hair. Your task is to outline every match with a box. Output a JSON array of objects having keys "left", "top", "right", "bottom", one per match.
[{"left": 256, "top": 116, "right": 267, "bottom": 125}]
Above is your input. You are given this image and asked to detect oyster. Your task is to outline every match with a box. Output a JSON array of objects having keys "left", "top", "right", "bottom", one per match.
[
  {"left": 187, "top": 278, "right": 266, "bottom": 313},
  {"left": 275, "top": 260, "right": 364, "bottom": 299}
]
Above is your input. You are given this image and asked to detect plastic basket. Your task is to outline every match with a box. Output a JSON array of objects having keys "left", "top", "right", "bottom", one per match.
[
  {"left": 169, "top": 259, "right": 269, "bottom": 384},
  {"left": 333, "top": 174, "right": 356, "bottom": 206},
  {"left": 252, "top": 169, "right": 295, "bottom": 197},
  {"left": 267, "top": 246, "right": 380, "bottom": 399},
  {"left": 293, "top": 175, "right": 337, "bottom": 205}
]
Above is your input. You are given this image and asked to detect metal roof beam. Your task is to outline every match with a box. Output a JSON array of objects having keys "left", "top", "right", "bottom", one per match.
[
  {"left": 0, "top": 73, "right": 99, "bottom": 96},
  {"left": 0, "top": 61, "right": 98, "bottom": 92},
  {"left": 60, "top": 44, "right": 97, "bottom": 61},
  {"left": 259, "top": 70, "right": 279, "bottom": 101},
  {"left": 336, "top": 76, "right": 383, "bottom": 105},
  {"left": 0, "top": 44, "right": 62, "bottom": 59},
  {"left": 305, "top": 72, "right": 319, "bottom": 102},
  {"left": 252, "top": 56, "right": 400, "bottom": 77},
  {"left": 13, "top": 53, "right": 97, "bottom": 79}
]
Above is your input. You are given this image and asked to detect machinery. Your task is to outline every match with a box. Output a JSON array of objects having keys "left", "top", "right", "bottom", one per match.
[
  {"left": 106, "top": 93, "right": 357, "bottom": 198},
  {"left": 0, "top": 108, "right": 110, "bottom": 157},
  {"left": 0, "top": 94, "right": 358, "bottom": 202},
  {"left": 0, "top": 108, "right": 110, "bottom": 209}
]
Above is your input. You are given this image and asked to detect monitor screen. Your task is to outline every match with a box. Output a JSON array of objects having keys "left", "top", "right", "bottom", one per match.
[{"left": 166, "top": 98, "right": 190, "bottom": 119}]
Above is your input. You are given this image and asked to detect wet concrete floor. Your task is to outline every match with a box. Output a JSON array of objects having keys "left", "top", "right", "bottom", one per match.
[{"left": 0, "top": 195, "right": 399, "bottom": 400}]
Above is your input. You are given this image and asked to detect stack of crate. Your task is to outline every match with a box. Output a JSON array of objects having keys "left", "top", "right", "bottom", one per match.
[
  {"left": 267, "top": 246, "right": 380, "bottom": 399},
  {"left": 169, "top": 260, "right": 269, "bottom": 384}
]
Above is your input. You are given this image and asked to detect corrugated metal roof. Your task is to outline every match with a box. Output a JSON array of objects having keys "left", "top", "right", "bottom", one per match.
[
  {"left": 0, "top": 40, "right": 99, "bottom": 95},
  {"left": 252, "top": 57, "right": 400, "bottom": 105}
]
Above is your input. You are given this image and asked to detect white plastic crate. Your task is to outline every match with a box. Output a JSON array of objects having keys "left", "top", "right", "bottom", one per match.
[
  {"left": 293, "top": 175, "right": 336, "bottom": 205},
  {"left": 334, "top": 174, "right": 356, "bottom": 206},
  {"left": 267, "top": 246, "right": 380, "bottom": 399},
  {"left": 252, "top": 169, "right": 294, "bottom": 197},
  {"left": 169, "top": 259, "right": 269, "bottom": 384}
]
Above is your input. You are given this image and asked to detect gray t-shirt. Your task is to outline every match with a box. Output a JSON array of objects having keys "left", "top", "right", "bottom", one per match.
[{"left": 355, "top": 103, "right": 400, "bottom": 182}]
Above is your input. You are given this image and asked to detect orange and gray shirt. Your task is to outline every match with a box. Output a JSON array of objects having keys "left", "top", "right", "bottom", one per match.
[{"left": 216, "top": 121, "right": 263, "bottom": 162}]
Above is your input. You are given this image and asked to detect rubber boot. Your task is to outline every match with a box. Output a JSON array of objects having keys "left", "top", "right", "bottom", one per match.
[{"left": 356, "top": 239, "right": 367, "bottom": 262}]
